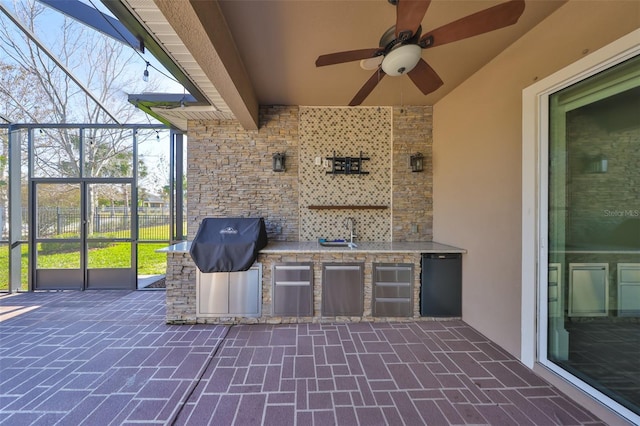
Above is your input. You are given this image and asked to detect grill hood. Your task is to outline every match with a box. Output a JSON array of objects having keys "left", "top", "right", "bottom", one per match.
[{"left": 190, "top": 218, "right": 268, "bottom": 272}]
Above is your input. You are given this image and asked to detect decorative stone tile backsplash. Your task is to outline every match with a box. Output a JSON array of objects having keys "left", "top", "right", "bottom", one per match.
[{"left": 299, "top": 107, "right": 392, "bottom": 242}]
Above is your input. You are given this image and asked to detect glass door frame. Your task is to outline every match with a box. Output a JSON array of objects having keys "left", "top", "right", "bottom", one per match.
[
  {"left": 1, "top": 124, "right": 183, "bottom": 292},
  {"left": 522, "top": 30, "right": 640, "bottom": 424},
  {"left": 31, "top": 179, "right": 83, "bottom": 290},
  {"left": 30, "top": 178, "right": 136, "bottom": 290}
]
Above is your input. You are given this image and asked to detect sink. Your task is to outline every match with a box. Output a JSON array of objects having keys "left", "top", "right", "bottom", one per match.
[
  {"left": 319, "top": 241, "right": 349, "bottom": 247},
  {"left": 318, "top": 240, "right": 357, "bottom": 248}
]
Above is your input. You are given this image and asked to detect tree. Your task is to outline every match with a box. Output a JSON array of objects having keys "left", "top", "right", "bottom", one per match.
[
  {"left": 0, "top": 62, "right": 37, "bottom": 239},
  {"left": 0, "top": 0, "right": 163, "bottom": 233}
]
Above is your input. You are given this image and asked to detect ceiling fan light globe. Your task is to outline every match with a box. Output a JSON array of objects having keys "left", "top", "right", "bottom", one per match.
[{"left": 381, "top": 44, "right": 421, "bottom": 76}]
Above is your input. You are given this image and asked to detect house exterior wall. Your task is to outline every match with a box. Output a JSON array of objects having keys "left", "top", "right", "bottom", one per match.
[
  {"left": 187, "top": 106, "right": 300, "bottom": 240},
  {"left": 187, "top": 105, "right": 433, "bottom": 242},
  {"left": 432, "top": 1, "right": 639, "bottom": 418}
]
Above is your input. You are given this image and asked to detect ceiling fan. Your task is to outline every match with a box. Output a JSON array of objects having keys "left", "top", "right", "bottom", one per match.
[{"left": 315, "top": 0, "right": 526, "bottom": 106}]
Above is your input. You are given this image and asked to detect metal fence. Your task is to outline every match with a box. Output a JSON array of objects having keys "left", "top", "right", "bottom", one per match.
[{"left": 1, "top": 207, "right": 170, "bottom": 241}]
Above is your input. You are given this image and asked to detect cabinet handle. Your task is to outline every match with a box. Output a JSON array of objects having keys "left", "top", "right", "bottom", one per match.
[
  {"left": 325, "top": 266, "right": 361, "bottom": 271},
  {"left": 375, "top": 266, "right": 410, "bottom": 271},
  {"left": 376, "top": 297, "right": 411, "bottom": 303},
  {"left": 275, "top": 265, "right": 311, "bottom": 271},
  {"left": 275, "top": 281, "right": 311, "bottom": 286}
]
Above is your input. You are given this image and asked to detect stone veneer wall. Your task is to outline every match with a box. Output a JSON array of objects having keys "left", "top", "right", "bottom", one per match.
[
  {"left": 187, "top": 106, "right": 299, "bottom": 241},
  {"left": 165, "top": 253, "right": 197, "bottom": 323},
  {"left": 165, "top": 251, "right": 448, "bottom": 324},
  {"left": 186, "top": 105, "right": 433, "bottom": 242},
  {"left": 392, "top": 106, "right": 434, "bottom": 241}
]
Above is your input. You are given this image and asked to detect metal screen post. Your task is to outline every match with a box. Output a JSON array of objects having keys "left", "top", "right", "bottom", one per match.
[
  {"left": 8, "top": 126, "right": 23, "bottom": 292},
  {"left": 169, "top": 130, "right": 184, "bottom": 242}
]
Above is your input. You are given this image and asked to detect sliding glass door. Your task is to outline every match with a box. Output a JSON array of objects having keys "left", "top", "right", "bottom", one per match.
[{"left": 546, "top": 55, "right": 639, "bottom": 414}]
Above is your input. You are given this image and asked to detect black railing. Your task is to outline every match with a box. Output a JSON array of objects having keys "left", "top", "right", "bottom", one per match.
[{"left": 7, "top": 207, "right": 171, "bottom": 241}]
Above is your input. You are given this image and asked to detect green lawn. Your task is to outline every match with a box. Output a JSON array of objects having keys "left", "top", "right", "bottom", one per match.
[{"left": 0, "top": 225, "right": 170, "bottom": 290}]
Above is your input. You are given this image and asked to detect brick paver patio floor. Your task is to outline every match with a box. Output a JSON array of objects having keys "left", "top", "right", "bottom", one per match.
[{"left": 0, "top": 290, "right": 604, "bottom": 425}]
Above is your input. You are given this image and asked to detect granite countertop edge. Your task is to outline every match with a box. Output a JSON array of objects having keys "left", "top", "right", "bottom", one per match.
[{"left": 158, "top": 241, "right": 466, "bottom": 254}]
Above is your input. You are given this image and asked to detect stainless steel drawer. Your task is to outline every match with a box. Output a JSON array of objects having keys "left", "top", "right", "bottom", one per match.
[
  {"left": 372, "top": 263, "right": 414, "bottom": 317},
  {"left": 374, "top": 299, "right": 412, "bottom": 317},
  {"left": 273, "top": 263, "right": 313, "bottom": 316},
  {"left": 374, "top": 265, "right": 412, "bottom": 284},
  {"left": 374, "top": 282, "right": 412, "bottom": 298}
]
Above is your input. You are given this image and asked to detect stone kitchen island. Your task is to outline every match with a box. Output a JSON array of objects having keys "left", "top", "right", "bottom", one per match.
[{"left": 159, "top": 241, "right": 466, "bottom": 324}]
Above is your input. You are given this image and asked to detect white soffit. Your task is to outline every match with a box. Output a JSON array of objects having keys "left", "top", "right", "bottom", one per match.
[
  {"left": 122, "top": 0, "right": 235, "bottom": 119},
  {"left": 150, "top": 106, "right": 228, "bottom": 131}
]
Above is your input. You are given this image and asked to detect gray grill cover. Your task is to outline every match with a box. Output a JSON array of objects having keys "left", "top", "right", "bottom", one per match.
[{"left": 190, "top": 218, "right": 268, "bottom": 272}]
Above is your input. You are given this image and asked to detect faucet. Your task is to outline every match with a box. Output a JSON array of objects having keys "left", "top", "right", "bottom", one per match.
[{"left": 344, "top": 217, "right": 357, "bottom": 249}]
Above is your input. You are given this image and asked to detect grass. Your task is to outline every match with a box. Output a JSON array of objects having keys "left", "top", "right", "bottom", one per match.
[{"left": 0, "top": 225, "right": 170, "bottom": 290}]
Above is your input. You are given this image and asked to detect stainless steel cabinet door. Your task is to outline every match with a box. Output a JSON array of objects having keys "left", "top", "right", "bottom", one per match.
[
  {"left": 568, "top": 263, "right": 608, "bottom": 317},
  {"left": 197, "top": 272, "right": 230, "bottom": 315},
  {"left": 229, "top": 268, "right": 261, "bottom": 316},
  {"left": 322, "top": 263, "right": 363, "bottom": 316},
  {"left": 196, "top": 264, "right": 262, "bottom": 317}
]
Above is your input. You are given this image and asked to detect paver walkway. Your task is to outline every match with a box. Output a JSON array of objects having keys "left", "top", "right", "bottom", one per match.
[{"left": 0, "top": 290, "right": 604, "bottom": 425}]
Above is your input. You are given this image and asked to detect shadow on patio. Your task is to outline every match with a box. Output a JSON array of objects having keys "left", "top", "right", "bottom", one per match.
[{"left": 0, "top": 291, "right": 603, "bottom": 425}]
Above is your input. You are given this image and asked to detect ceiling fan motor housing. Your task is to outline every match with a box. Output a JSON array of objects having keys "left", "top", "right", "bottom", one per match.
[{"left": 381, "top": 44, "right": 422, "bottom": 76}]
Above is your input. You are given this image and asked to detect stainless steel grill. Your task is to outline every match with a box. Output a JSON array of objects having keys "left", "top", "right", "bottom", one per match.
[
  {"left": 190, "top": 218, "right": 268, "bottom": 317},
  {"left": 190, "top": 217, "right": 267, "bottom": 272}
]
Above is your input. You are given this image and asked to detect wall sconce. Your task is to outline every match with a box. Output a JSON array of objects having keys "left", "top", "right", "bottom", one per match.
[
  {"left": 410, "top": 153, "right": 424, "bottom": 172},
  {"left": 586, "top": 154, "right": 608, "bottom": 173},
  {"left": 272, "top": 152, "right": 286, "bottom": 172}
]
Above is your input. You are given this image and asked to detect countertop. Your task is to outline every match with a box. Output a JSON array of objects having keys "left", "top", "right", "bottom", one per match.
[{"left": 158, "top": 241, "right": 466, "bottom": 254}]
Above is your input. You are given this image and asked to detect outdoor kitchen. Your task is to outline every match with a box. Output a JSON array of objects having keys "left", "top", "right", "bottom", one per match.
[
  {"left": 160, "top": 105, "right": 466, "bottom": 325},
  {"left": 161, "top": 235, "right": 464, "bottom": 324}
]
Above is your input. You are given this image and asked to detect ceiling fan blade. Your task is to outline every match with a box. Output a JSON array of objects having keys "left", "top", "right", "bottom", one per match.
[
  {"left": 407, "top": 58, "right": 443, "bottom": 95},
  {"left": 395, "top": 0, "right": 431, "bottom": 41},
  {"left": 349, "top": 70, "right": 385, "bottom": 106},
  {"left": 419, "top": 0, "right": 525, "bottom": 48},
  {"left": 316, "top": 48, "right": 382, "bottom": 67}
]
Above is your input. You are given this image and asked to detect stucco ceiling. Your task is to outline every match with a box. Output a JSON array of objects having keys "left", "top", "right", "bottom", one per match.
[
  {"left": 215, "top": 0, "right": 563, "bottom": 106},
  {"left": 116, "top": 0, "right": 565, "bottom": 128}
]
